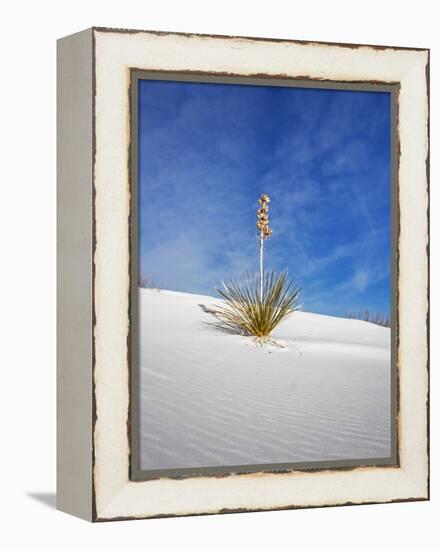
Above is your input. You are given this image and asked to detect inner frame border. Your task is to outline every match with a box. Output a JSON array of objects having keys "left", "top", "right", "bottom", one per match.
[{"left": 128, "top": 69, "right": 400, "bottom": 482}]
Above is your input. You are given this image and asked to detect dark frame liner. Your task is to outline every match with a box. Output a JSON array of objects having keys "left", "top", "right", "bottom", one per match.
[{"left": 129, "top": 69, "right": 400, "bottom": 482}]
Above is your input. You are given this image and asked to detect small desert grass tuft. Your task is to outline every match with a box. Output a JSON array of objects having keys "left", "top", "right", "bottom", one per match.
[
  {"left": 139, "top": 276, "right": 164, "bottom": 292},
  {"left": 345, "top": 310, "right": 390, "bottom": 328},
  {"left": 210, "top": 270, "right": 301, "bottom": 344}
]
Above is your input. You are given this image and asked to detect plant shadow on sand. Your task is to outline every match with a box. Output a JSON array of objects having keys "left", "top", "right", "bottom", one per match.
[{"left": 198, "top": 303, "right": 244, "bottom": 336}]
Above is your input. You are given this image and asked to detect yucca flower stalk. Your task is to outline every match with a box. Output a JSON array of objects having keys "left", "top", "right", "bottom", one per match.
[
  {"left": 208, "top": 194, "right": 301, "bottom": 345},
  {"left": 257, "top": 194, "right": 272, "bottom": 302}
]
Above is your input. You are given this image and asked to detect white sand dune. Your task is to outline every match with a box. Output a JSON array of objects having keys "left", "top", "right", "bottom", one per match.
[{"left": 138, "top": 288, "right": 391, "bottom": 470}]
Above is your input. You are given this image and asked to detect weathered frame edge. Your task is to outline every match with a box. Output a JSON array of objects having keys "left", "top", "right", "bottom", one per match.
[{"left": 57, "top": 27, "right": 94, "bottom": 522}]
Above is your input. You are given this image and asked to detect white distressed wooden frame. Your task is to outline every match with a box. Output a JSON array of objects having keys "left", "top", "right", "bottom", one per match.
[{"left": 57, "top": 27, "right": 429, "bottom": 522}]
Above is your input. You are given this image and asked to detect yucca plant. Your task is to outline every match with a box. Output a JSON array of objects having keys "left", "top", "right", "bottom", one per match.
[
  {"left": 210, "top": 194, "right": 301, "bottom": 345},
  {"left": 212, "top": 270, "right": 301, "bottom": 344}
]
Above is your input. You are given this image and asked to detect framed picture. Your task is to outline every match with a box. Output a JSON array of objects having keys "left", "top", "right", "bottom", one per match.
[{"left": 57, "top": 27, "right": 429, "bottom": 522}]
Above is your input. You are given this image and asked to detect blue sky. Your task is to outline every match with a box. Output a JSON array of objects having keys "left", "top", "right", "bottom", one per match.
[{"left": 138, "top": 79, "right": 391, "bottom": 317}]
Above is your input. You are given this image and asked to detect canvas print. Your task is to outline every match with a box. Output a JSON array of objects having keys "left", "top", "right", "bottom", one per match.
[{"left": 134, "top": 77, "right": 395, "bottom": 474}]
